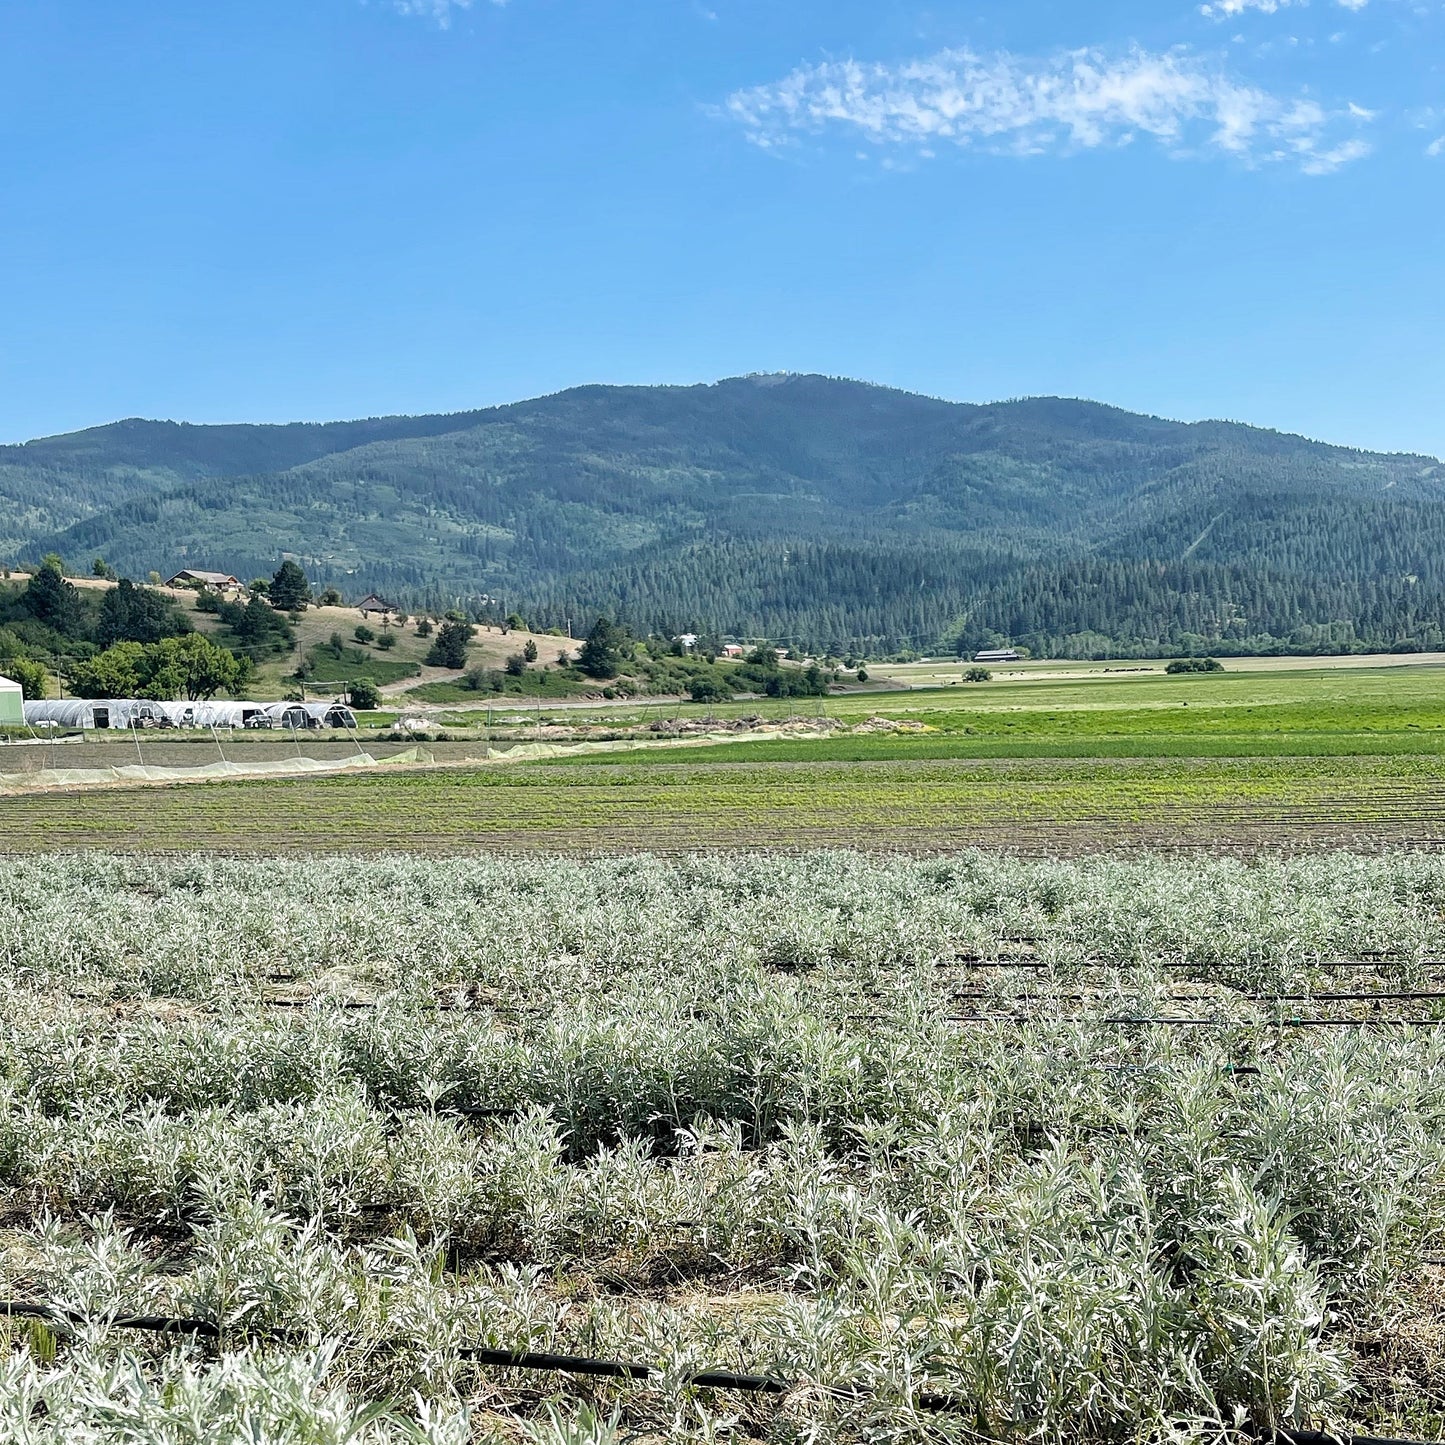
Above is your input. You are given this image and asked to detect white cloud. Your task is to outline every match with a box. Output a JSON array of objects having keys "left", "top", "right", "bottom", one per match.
[
  {"left": 1428, "top": 135, "right": 1445, "bottom": 155},
  {"left": 725, "top": 45, "right": 1374, "bottom": 174},
  {"left": 1201, "top": 0, "right": 1301, "bottom": 17},
  {"left": 387, "top": 0, "right": 504, "bottom": 26},
  {"left": 1202, "top": 0, "right": 1416, "bottom": 13}
]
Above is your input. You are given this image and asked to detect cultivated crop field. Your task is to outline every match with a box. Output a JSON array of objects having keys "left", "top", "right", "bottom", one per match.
[
  {"left": 3, "top": 853, "right": 1445, "bottom": 1442},
  {"left": 7, "top": 754, "right": 1445, "bottom": 853}
]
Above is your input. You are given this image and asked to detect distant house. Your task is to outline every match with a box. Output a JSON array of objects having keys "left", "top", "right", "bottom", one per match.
[
  {"left": 973, "top": 649, "right": 1021, "bottom": 663},
  {"left": 674, "top": 633, "right": 699, "bottom": 650},
  {"left": 357, "top": 594, "right": 394, "bottom": 617},
  {"left": 168, "top": 569, "right": 243, "bottom": 592},
  {"left": 721, "top": 644, "right": 745, "bottom": 658}
]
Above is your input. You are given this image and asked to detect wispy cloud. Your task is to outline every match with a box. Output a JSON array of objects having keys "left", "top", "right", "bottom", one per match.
[
  {"left": 725, "top": 46, "right": 1374, "bottom": 174},
  {"left": 1202, "top": 0, "right": 1380, "bottom": 15},
  {"left": 1201, "top": 0, "right": 1301, "bottom": 16},
  {"left": 386, "top": 0, "right": 503, "bottom": 26}
]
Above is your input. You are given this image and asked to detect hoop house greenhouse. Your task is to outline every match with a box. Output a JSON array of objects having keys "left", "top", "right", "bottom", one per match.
[
  {"left": 155, "top": 701, "right": 269, "bottom": 728},
  {"left": 253, "top": 701, "right": 358, "bottom": 730},
  {"left": 23, "top": 699, "right": 170, "bottom": 730},
  {"left": 19, "top": 697, "right": 358, "bottom": 731}
]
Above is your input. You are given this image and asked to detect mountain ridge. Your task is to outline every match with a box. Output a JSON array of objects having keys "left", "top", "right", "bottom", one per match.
[
  {"left": 17, "top": 384, "right": 1439, "bottom": 454},
  {"left": 4, "top": 375, "right": 1443, "bottom": 657}
]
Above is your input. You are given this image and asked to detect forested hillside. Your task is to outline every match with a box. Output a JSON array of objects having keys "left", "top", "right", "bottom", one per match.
[{"left": 5, "top": 374, "right": 1442, "bottom": 657}]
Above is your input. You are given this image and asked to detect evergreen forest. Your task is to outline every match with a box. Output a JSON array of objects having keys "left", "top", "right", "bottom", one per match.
[{"left": 4, "top": 374, "right": 1443, "bottom": 657}]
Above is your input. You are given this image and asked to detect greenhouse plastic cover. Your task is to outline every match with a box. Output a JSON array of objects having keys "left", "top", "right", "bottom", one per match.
[
  {"left": 0, "top": 747, "right": 434, "bottom": 792},
  {"left": 0, "top": 728, "right": 803, "bottom": 794}
]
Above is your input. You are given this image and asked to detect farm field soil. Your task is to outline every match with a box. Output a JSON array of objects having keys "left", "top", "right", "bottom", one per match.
[{"left": 8, "top": 754, "right": 1445, "bottom": 852}]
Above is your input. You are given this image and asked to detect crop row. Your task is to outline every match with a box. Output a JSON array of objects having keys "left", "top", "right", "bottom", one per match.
[
  {"left": 2, "top": 851, "right": 1445, "bottom": 1440},
  {"left": 6, "top": 754, "right": 1445, "bottom": 853}
]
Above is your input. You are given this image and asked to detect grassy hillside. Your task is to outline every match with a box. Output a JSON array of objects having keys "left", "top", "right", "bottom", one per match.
[
  {"left": 5, "top": 375, "right": 1444, "bottom": 656},
  {"left": 169, "top": 585, "right": 572, "bottom": 697}
]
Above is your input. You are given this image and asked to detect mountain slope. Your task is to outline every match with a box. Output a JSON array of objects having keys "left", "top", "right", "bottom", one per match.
[{"left": 7, "top": 374, "right": 1443, "bottom": 657}]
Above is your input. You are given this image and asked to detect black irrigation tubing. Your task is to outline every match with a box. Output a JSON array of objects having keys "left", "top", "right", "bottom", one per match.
[
  {"left": 458, "top": 1349, "right": 962, "bottom": 1412},
  {"left": 0, "top": 1302, "right": 219, "bottom": 1338},
  {"left": 938, "top": 1015, "right": 1445, "bottom": 1028},
  {"left": 945, "top": 957, "right": 1445, "bottom": 970},
  {"left": 258, "top": 998, "right": 553, "bottom": 1016},
  {"left": 0, "top": 1304, "right": 950, "bottom": 1411},
  {"left": 5, "top": 1303, "right": 1442, "bottom": 1442},
  {"left": 1270, "top": 1432, "right": 1443, "bottom": 1445},
  {"left": 0, "top": 1307, "right": 954, "bottom": 1414},
  {"left": 1262, "top": 991, "right": 1445, "bottom": 1002},
  {"left": 933, "top": 990, "right": 1445, "bottom": 1004},
  {"left": 846, "top": 1011, "right": 1445, "bottom": 1027}
]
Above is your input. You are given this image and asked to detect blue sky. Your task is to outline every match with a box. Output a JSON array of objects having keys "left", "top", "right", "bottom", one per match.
[{"left": 1, "top": 0, "right": 1442, "bottom": 453}]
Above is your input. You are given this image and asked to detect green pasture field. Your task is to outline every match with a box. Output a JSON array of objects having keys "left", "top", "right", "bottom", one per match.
[
  {"left": 8, "top": 753, "right": 1445, "bottom": 853},
  {"left": 470, "top": 660, "right": 1445, "bottom": 761},
  {"left": 476, "top": 658, "right": 1445, "bottom": 730}
]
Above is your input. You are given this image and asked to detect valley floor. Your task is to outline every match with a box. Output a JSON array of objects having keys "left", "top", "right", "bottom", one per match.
[{"left": 4, "top": 655, "right": 1444, "bottom": 854}]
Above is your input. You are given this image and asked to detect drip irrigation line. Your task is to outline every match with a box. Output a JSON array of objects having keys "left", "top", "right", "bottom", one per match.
[
  {"left": 938, "top": 1015, "right": 1445, "bottom": 1028},
  {"left": 1264, "top": 991, "right": 1445, "bottom": 1002},
  {"left": 1271, "top": 1432, "right": 1438, "bottom": 1445},
  {"left": 460, "top": 1348, "right": 653, "bottom": 1382},
  {"left": 2, "top": 1303, "right": 1437, "bottom": 1441},
  {"left": 457, "top": 1348, "right": 959, "bottom": 1411},
  {"left": 946, "top": 957, "right": 1445, "bottom": 971},
  {"left": 852, "top": 1011, "right": 1445, "bottom": 1028},
  {"left": 256, "top": 996, "right": 551, "bottom": 1016},
  {"left": 264, "top": 998, "right": 378, "bottom": 1010},
  {"left": 934, "top": 991, "right": 1445, "bottom": 1005},
  {"left": 951, "top": 958, "right": 1049, "bottom": 969},
  {"left": 0, "top": 1302, "right": 219, "bottom": 1338},
  {"left": 0, "top": 1307, "right": 953, "bottom": 1413}
]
